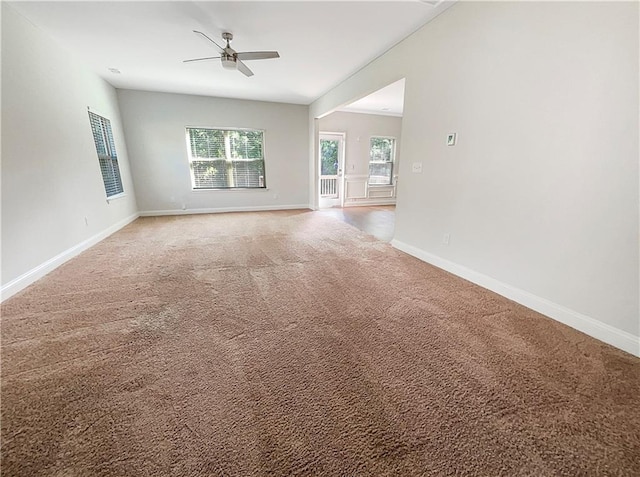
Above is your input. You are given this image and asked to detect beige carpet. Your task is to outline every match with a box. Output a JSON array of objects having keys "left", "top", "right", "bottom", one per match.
[{"left": 2, "top": 210, "right": 639, "bottom": 476}]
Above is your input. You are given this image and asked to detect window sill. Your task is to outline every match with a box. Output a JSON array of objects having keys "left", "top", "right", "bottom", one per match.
[
  {"left": 191, "top": 188, "right": 270, "bottom": 192},
  {"left": 106, "top": 193, "right": 126, "bottom": 204}
]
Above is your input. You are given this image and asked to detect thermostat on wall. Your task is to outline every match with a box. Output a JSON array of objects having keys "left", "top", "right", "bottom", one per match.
[{"left": 447, "top": 133, "right": 457, "bottom": 146}]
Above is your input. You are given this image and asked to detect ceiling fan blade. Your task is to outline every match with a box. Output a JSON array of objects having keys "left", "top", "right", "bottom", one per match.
[
  {"left": 236, "top": 59, "right": 254, "bottom": 77},
  {"left": 193, "top": 30, "right": 224, "bottom": 51},
  {"left": 183, "top": 56, "right": 221, "bottom": 63},
  {"left": 236, "top": 51, "right": 280, "bottom": 61}
]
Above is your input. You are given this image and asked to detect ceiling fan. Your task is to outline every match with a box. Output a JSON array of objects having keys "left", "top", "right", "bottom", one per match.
[{"left": 183, "top": 30, "right": 280, "bottom": 77}]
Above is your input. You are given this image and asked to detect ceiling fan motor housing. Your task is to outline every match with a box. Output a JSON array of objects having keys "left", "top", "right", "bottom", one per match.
[
  {"left": 221, "top": 54, "right": 236, "bottom": 70},
  {"left": 221, "top": 33, "right": 237, "bottom": 70}
]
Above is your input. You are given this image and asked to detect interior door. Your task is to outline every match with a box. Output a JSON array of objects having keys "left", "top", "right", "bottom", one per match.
[{"left": 319, "top": 133, "right": 345, "bottom": 208}]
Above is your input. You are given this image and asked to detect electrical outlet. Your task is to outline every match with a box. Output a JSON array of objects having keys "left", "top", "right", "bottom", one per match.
[
  {"left": 443, "top": 233, "right": 450, "bottom": 245},
  {"left": 412, "top": 162, "right": 423, "bottom": 173}
]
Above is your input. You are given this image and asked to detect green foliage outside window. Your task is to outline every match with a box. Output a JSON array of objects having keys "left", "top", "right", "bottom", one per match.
[
  {"left": 320, "top": 139, "right": 339, "bottom": 175},
  {"left": 369, "top": 137, "right": 395, "bottom": 185}
]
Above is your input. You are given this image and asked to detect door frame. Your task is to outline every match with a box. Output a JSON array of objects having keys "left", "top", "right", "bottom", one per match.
[{"left": 318, "top": 131, "right": 346, "bottom": 209}]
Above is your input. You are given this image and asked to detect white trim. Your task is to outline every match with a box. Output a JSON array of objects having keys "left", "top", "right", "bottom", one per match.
[
  {"left": 391, "top": 239, "right": 640, "bottom": 358},
  {"left": 1, "top": 213, "right": 140, "bottom": 302},
  {"left": 87, "top": 105, "right": 110, "bottom": 118},
  {"left": 343, "top": 199, "right": 396, "bottom": 207},
  {"left": 336, "top": 108, "right": 403, "bottom": 118},
  {"left": 190, "top": 188, "right": 271, "bottom": 193},
  {"left": 319, "top": 131, "right": 347, "bottom": 208},
  {"left": 139, "top": 204, "right": 311, "bottom": 217},
  {"left": 106, "top": 192, "right": 126, "bottom": 203}
]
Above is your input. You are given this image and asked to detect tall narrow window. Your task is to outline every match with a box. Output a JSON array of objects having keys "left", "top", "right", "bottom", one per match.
[
  {"left": 88, "top": 111, "right": 124, "bottom": 197},
  {"left": 186, "top": 128, "right": 266, "bottom": 189},
  {"left": 368, "top": 137, "right": 395, "bottom": 185}
]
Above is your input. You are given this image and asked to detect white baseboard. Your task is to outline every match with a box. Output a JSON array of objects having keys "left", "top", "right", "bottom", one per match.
[
  {"left": 343, "top": 199, "right": 397, "bottom": 207},
  {"left": 1, "top": 213, "right": 140, "bottom": 302},
  {"left": 138, "top": 204, "right": 311, "bottom": 217},
  {"left": 391, "top": 239, "right": 640, "bottom": 358}
]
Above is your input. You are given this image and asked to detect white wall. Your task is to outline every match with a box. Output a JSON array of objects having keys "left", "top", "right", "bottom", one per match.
[
  {"left": 116, "top": 90, "right": 309, "bottom": 214},
  {"left": 1, "top": 4, "right": 138, "bottom": 297},
  {"left": 311, "top": 2, "right": 640, "bottom": 355}
]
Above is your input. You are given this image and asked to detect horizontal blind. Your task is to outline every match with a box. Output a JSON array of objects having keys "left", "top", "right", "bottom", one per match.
[
  {"left": 189, "top": 128, "right": 225, "bottom": 159},
  {"left": 368, "top": 163, "right": 393, "bottom": 185},
  {"left": 232, "top": 160, "right": 265, "bottom": 188},
  {"left": 89, "top": 113, "right": 108, "bottom": 157},
  {"left": 191, "top": 159, "right": 229, "bottom": 189},
  {"left": 369, "top": 137, "right": 394, "bottom": 163},
  {"left": 89, "top": 111, "right": 124, "bottom": 197},
  {"left": 229, "top": 130, "right": 263, "bottom": 159},
  {"left": 187, "top": 128, "right": 266, "bottom": 189}
]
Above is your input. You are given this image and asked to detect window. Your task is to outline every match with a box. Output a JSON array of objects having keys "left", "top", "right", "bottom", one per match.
[
  {"left": 368, "top": 137, "right": 395, "bottom": 185},
  {"left": 88, "top": 111, "right": 124, "bottom": 198},
  {"left": 186, "top": 128, "right": 266, "bottom": 189}
]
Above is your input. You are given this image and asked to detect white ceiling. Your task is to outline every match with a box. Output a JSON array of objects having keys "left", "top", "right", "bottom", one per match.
[
  {"left": 340, "top": 78, "right": 405, "bottom": 116},
  {"left": 8, "top": 1, "right": 452, "bottom": 107}
]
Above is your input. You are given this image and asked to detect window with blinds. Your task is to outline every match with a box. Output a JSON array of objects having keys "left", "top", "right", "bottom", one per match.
[
  {"left": 88, "top": 111, "right": 124, "bottom": 197},
  {"left": 368, "top": 137, "right": 395, "bottom": 185},
  {"left": 186, "top": 128, "right": 266, "bottom": 189}
]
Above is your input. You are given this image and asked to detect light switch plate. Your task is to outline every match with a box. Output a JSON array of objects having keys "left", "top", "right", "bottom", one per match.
[{"left": 412, "top": 162, "right": 423, "bottom": 173}]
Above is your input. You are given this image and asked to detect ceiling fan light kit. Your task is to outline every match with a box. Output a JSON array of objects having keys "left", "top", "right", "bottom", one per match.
[{"left": 183, "top": 30, "right": 280, "bottom": 77}]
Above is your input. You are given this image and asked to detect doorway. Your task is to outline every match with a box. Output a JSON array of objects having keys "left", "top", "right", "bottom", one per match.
[{"left": 318, "top": 132, "right": 345, "bottom": 208}]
